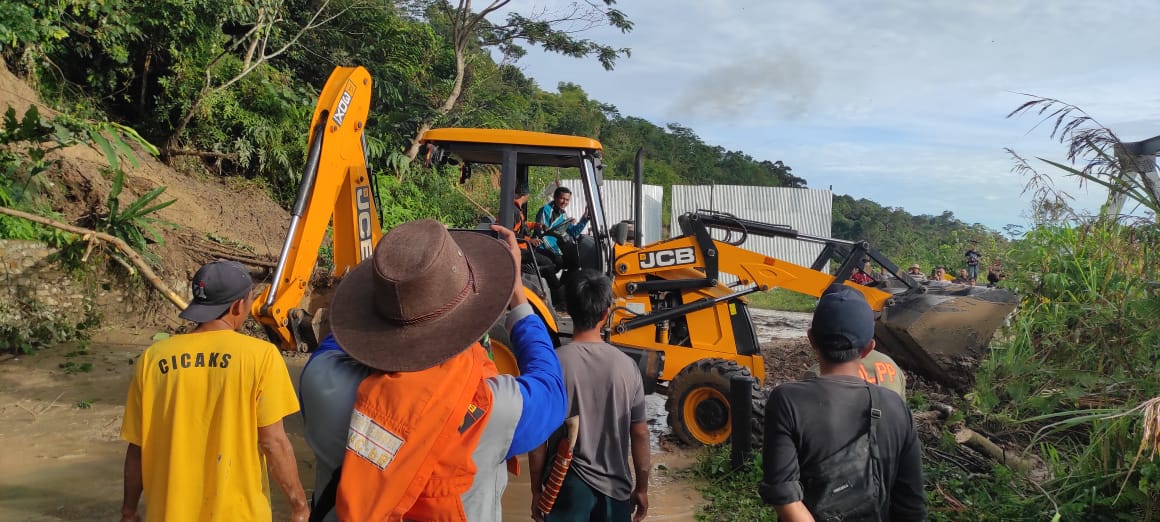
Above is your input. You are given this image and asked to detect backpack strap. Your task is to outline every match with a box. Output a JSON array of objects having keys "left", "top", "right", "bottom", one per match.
[{"left": 867, "top": 384, "right": 882, "bottom": 460}]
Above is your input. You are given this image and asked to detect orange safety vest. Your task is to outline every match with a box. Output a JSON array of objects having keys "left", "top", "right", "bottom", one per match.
[{"left": 337, "top": 343, "right": 497, "bottom": 521}]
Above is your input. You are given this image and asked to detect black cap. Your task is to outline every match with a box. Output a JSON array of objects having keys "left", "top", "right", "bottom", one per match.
[
  {"left": 179, "top": 260, "right": 253, "bottom": 323},
  {"left": 811, "top": 284, "right": 875, "bottom": 350}
]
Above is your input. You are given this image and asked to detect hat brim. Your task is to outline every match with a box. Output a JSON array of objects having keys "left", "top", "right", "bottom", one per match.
[
  {"left": 328, "top": 231, "right": 516, "bottom": 372},
  {"left": 179, "top": 302, "right": 232, "bottom": 323}
]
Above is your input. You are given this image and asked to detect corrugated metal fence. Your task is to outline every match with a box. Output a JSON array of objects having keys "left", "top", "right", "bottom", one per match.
[
  {"left": 670, "top": 185, "right": 833, "bottom": 271},
  {"left": 538, "top": 181, "right": 833, "bottom": 272}
]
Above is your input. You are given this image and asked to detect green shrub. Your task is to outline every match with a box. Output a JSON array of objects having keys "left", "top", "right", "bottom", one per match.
[
  {"left": 694, "top": 446, "right": 776, "bottom": 522},
  {"left": 971, "top": 221, "right": 1160, "bottom": 517},
  {"left": 0, "top": 298, "right": 98, "bottom": 355},
  {"left": 92, "top": 169, "right": 175, "bottom": 267}
]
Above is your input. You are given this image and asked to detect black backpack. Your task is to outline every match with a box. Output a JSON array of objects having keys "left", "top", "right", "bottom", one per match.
[{"left": 800, "top": 384, "right": 887, "bottom": 521}]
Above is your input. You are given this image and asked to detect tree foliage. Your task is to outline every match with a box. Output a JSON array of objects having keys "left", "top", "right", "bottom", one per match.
[
  {"left": 832, "top": 195, "right": 1006, "bottom": 273},
  {"left": 3, "top": 0, "right": 990, "bottom": 266}
]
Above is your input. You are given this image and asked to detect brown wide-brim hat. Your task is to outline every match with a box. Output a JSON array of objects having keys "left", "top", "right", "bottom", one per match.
[{"left": 329, "top": 219, "right": 515, "bottom": 372}]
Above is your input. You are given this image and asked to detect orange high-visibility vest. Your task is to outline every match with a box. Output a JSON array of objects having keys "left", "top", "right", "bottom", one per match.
[{"left": 337, "top": 343, "right": 497, "bottom": 521}]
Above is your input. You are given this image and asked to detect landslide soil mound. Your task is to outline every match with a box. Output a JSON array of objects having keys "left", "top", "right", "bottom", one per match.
[{"left": 1, "top": 61, "right": 290, "bottom": 328}]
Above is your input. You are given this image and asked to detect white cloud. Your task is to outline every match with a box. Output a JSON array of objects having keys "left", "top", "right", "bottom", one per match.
[{"left": 498, "top": 0, "right": 1160, "bottom": 230}]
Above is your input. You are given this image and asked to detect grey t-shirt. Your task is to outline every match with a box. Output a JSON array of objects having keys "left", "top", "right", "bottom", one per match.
[
  {"left": 556, "top": 341, "right": 646, "bottom": 501},
  {"left": 298, "top": 351, "right": 523, "bottom": 522}
]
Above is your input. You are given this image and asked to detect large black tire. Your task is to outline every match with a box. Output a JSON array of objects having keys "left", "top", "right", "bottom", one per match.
[{"left": 665, "top": 358, "right": 766, "bottom": 449}]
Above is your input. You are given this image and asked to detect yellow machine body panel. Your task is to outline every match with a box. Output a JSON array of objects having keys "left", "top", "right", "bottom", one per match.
[{"left": 606, "top": 235, "right": 902, "bottom": 386}]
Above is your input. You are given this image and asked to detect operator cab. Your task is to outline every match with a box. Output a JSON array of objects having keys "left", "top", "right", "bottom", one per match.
[{"left": 418, "top": 128, "right": 612, "bottom": 313}]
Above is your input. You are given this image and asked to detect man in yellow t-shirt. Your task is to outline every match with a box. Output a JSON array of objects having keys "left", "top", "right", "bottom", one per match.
[{"left": 119, "top": 260, "right": 308, "bottom": 522}]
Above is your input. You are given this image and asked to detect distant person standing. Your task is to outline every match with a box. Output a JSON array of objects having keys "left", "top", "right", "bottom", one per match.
[
  {"left": 850, "top": 257, "right": 875, "bottom": 285},
  {"left": 965, "top": 244, "right": 982, "bottom": 285},
  {"left": 954, "top": 268, "right": 969, "bottom": 284},
  {"left": 907, "top": 264, "right": 927, "bottom": 282},
  {"left": 120, "top": 260, "right": 308, "bottom": 522}
]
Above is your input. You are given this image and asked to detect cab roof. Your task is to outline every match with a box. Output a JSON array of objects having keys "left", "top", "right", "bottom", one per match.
[{"left": 420, "top": 128, "right": 603, "bottom": 152}]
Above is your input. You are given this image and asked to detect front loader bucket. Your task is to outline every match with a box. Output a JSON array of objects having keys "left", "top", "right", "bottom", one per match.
[{"left": 875, "top": 284, "right": 1018, "bottom": 391}]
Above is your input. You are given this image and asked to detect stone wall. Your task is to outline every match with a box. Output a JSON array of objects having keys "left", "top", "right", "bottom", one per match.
[{"left": 0, "top": 239, "right": 140, "bottom": 330}]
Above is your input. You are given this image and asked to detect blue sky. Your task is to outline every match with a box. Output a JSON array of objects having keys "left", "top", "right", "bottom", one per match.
[{"left": 498, "top": 0, "right": 1160, "bottom": 231}]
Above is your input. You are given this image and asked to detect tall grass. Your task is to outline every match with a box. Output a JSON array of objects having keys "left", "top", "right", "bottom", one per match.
[{"left": 973, "top": 221, "right": 1160, "bottom": 518}]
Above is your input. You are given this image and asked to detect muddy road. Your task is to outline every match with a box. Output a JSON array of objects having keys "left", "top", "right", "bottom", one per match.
[{"left": 0, "top": 309, "right": 812, "bottom": 521}]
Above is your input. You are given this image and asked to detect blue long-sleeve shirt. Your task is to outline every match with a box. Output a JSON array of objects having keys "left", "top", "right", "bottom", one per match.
[
  {"left": 503, "top": 303, "right": 567, "bottom": 457},
  {"left": 534, "top": 203, "right": 588, "bottom": 256}
]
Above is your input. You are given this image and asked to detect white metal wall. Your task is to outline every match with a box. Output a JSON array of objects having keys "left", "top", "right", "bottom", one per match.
[
  {"left": 670, "top": 185, "right": 833, "bottom": 272},
  {"left": 544, "top": 179, "right": 664, "bottom": 244}
]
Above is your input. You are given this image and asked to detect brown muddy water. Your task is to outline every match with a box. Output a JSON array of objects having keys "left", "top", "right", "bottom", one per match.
[{"left": 0, "top": 318, "right": 819, "bottom": 521}]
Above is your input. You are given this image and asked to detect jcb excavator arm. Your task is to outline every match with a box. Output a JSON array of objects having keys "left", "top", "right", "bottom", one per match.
[
  {"left": 611, "top": 209, "right": 1017, "bottom": 391},
  {"left": 252, "top": 66, "right": 382, "bottom": 352},
  {"left": 612, "top": 234, "right": 893, "bottom": 313}
]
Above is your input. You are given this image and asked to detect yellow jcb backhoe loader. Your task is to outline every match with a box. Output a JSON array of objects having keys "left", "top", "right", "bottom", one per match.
[
  {"left": 257, "top": 66, "right": 1018, "bottom": 448},
  {"left": 417, "top": 130, "right": 1019, "bottom": 446}
]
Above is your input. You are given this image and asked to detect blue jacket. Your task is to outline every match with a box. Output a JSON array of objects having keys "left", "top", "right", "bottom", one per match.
[{"left": 534, "top": 203, "right": 588, "bottom": 256}]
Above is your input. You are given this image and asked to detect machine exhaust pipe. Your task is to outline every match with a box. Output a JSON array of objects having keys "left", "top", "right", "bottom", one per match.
[{"left": 633, "top": 147, "right": 644, "bottom": 247}]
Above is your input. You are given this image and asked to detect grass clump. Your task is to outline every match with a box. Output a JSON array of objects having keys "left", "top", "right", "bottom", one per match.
[
  {"left": 694, "top": 445, "right": 776, "bottom": 521},
  {"left": 745, "top": 288, "right": 817, "bottom": 313}
]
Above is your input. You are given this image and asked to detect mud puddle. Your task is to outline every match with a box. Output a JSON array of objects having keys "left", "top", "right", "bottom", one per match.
[
  {"left": 501, "top": 436, "right": 704, "bottom": 521},
  {"left": 1, "top": 332, "right": 707, "bottom": 521},
  {"left": 748, "top": 308, "right": 811, "bottom": 340},
  {"left": 0, "top": 331, "right": 148, "bottom": 521}
]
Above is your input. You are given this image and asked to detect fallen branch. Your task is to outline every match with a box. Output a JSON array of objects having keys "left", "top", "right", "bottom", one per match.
[
  {"left": 180, "top": 233, "right": 275, "bottom": 268},
  {"left": 204, "top": 251, "right": 277, "bottom": 268},
  {"left": 453, "top": 183, "right": 496, "bottom": 221},
  {"left": 0, "top": 205, "right": 188, "bottom": 311},
  {"left": 161, "top": 148, "right": 240, "bottom": 161},
  {"left": 954, "top": 427, "right": 1041, "bottom": 474}
]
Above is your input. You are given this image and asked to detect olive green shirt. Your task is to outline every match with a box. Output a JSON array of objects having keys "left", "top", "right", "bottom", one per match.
[{"left": 803, "top": 350, "right": 906, "bottom": 400}]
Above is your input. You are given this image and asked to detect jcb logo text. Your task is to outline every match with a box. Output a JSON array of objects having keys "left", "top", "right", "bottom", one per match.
[
  {"left": 356, "top": 187, "right": 374, "bottom": 260},
  {"left": 639, "top": 247, "right": 696, "bottom": 270}
]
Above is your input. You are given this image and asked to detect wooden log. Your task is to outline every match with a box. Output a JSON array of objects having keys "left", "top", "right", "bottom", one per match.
[
  {"left": 954, "top": 427, "right": 1039, "bottom": 473},
  {"left": 0, "top": 205, "right": 188, "bottom": 311}
]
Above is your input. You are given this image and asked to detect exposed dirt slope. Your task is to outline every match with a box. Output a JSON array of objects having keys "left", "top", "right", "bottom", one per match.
[{"left": 1, "top": 61, "right": 290, "bottom": 325}]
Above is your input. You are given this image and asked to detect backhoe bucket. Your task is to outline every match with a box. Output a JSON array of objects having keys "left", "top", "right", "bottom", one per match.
[{"left": 875, "top": 284, "right": 1018, "bottom": 391}]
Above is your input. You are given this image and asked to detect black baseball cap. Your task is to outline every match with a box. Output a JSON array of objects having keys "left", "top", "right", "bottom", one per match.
[
  {"left": 179, "top": 260, "right": 253, "bottom": 323},
  {"left": 811, "top": 284, "right": 875, "bottom": 350}
]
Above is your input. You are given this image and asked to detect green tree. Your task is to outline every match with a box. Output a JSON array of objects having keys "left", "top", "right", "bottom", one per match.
[{"left": 399, "top": 0, "right": 634, "bottom": 160}]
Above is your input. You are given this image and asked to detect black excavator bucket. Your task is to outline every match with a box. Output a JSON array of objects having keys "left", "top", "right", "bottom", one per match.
[{"left": 875, "top": 283, "right": 1018, "bottom": 391}]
